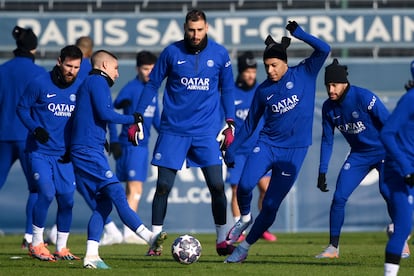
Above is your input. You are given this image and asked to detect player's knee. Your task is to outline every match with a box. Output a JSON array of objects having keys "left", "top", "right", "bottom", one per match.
[{"left": 332, "top": 196, "right": 347, "bottom": 208}]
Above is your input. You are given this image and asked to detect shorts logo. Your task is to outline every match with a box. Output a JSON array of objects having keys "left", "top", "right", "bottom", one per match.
[
  {"left": 253, "top": 146, "right": 260, "bottom": 153},
  {"left": 154, "top": 153, "right": 162, "bottom": 160},
  {"left": 207, "top": 60, "right": 214, "bottom": 67},
  {"left": 343, "top": 163, "right": 351, "bottom": 170},
  {"left": 105, "top": 170, "right": 113, "bottom": 178},
  {"left": 128, "top": 170, "right": 136, "bottom": 178},
  {"left": 33, "top": 173, "right": 40, "bottom": 181},
  {"left": 281, "top": 171, "right": 291, "bottom": 177}
]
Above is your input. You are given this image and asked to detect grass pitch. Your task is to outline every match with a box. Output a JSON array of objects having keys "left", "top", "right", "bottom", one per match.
[{"left": 0, "top": 232, "right": 413, "bottom": 275}]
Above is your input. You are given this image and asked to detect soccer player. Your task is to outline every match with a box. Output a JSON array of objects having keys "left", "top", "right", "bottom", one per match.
[
  {"left": 0, "top": 26, "right": 46, "bottom": 248},
  {"left": 70, "top": 50, "right": 166, "bottom": 269},
  {"left": 47, "top": 36, "right": 124, "bottom": 247},
  {"left": 381, "top": 73, "right": 414, "bottom": 276},
  {"left": 223, "top": 21, "right": 331, "bottom": 263},
  {"left": 110, "top": 50, "right": 160, "bottom": 244},
  {"left": 226, "top": 51, "right": 276, "bottom": 242},
  {"left": 17, "top": 45, "right": 83, "bottom": 261},
  {"left": 128, "top": 9, "right": 236, "bottom": 256},
  {"left": 314, "top": 59, "right": 396, "bottom": 259}
]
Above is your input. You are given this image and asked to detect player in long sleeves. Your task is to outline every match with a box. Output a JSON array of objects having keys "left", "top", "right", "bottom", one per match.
[
  {"left": 70, "top": 50, "right": 166, "bottom": 269},
  {"left": 314, "top": 59, "right": 396, "bottom": 258},
  {"left": 223, "top": 21, "right": 331, "bottom": 263},
  {"left": 45, "top": 35, "right": 125, "bottom": 247},
  {"left": 0, "top": 26, "right": 46, "bottom": 248},
  {"left": 381, "top": 83, "right": 414, "bottom": 276},
  {"left": 111, "top": 50, "right": 160, "bottom": 244},
  {"left": 127, "top": 9, "right": 236, "bottom": 257},
  {"left": 17, "top": 45, "right": 83, "bottom": 261},
  {"left": 226, "top": 51, "right": 276, "bottom": 242}
]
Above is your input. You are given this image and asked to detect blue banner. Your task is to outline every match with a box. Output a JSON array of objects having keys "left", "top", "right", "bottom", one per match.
[{"left": 0, "top": 9, "right": 413, "bottom": 52}]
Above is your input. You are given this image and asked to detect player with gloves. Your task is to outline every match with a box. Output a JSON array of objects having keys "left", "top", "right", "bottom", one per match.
[
  {"left": 315, "top": 59, "right": 397, "bottom": 259},
  {"left": 381, "top": 68, "right": 414, "bottom": 276},
  {"left": 70, "top": 50, "right": 166, "bottom": 269},
  {"left": 16, "top": 45, "right": 84, "bottom": 262},
  {"left": 223, "top": 20, "right": 331, "bottom": 263},
  {"left": 128, "top": 9, "right": 236, "bottom": 257}
]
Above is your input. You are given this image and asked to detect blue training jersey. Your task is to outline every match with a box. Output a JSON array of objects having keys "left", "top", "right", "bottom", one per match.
[
  {"left": 0, "top": 56, "right": 46, "bottom": 141},
  {"left": 319, "top": 85, "right": 390, "bottom": 174},
  {"left": 136, "top": 39, "right": 235, "bottom": 136},
  {"left": 112, "top": 77, "right": 160, "bottom": 146},
  {"left": 228, "top": 26, "right": 330, "bottom": 154},
  {"left": 233, "top": 81, "right": 264, "bottom": 154},
  {"left": 16, "top": 71, "right": 82, "bottom": 155},
  {"left": 380, "top": 89, "right": 414, "bottom": 177},
  {"left": 71, "top": 73, "right": 136, "bottom": 150}
]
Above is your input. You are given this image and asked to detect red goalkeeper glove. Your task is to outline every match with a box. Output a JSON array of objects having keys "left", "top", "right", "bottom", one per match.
[
  {"left": 128, "top": 113, "right": 144, "bottom": 146},
  {"left": 216, "top": 119, "right": 235, "bottom": 151}
]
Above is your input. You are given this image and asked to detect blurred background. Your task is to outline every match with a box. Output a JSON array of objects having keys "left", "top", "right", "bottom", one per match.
[{"left": 0, "top": 0, "right": 413, "bottom": 234}]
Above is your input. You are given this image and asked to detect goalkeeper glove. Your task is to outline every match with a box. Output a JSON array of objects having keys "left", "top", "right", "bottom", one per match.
[
  {"left": 317, "top": 173, "right": 329, "bottom": 192},
  {"left": 216, "top": 119, "right": 235, "bottom": 151},
  {"left": 33, "top": 127, "right": 49, "bottom": 144},
  {"left": 128, "top": 112, "right": 144, "bottom": 146},
  {"left": 404, "top": 174, "right": 414, "bottom": 188}
]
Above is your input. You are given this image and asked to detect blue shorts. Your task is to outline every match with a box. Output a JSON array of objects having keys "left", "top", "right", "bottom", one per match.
[
  {"left": 152, "top": 133, "right": 222, "bottom": 170},
  {"left": 28, "top": 152, "right": 76, "bottom": 196},
  {"left": 116, "top": 145, "right": 149, "bottom": 182},
  {"left": 226, "top": 153, "right": 272, "bottom": 186},
  {"left": 71, "top": 145, "right": 119, "bottom": 193}
]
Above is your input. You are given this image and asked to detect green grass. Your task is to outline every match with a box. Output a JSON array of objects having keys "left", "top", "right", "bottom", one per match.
[{"left": 0, "top": 232, "right": 413, "bottom": 275}]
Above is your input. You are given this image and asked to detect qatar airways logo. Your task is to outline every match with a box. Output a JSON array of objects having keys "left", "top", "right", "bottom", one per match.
[
  {"left": 48, "top": 103, "right": 75, "bottom": 117},
  {"left": 337, "top": 121, "right": 366, "bottom": 134},
  {"left": 181, "top": 77, "right": 210, "bottom": 91},
  {"left": 271, "top": 95, "right": 299, "bottom": 114},
  {"left": 236, "top": 108, "right": 249, "bottom": 121}
]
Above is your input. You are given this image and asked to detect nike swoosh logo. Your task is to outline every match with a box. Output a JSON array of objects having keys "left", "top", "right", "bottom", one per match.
[
  {"left": 267, "top": 94, "right": 274, "bottom": 101},
  {"left": 234, "top": 100, "right": 243, "bottom": 105},
  {"left": 333, "top": 115, "right": 341, "bottom": 119},
  {"left": 177, "top": 60, "right": 186, "bottom": 65},
  {"left": 47, "top": 93, "right": 56, "bottom": 98},
  {"left": 281, "top": 171, "right": 291, "bottom": 177}
]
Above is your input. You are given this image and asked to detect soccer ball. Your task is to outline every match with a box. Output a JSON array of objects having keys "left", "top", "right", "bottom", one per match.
[{"left": 171, "top": 234, "right": 202, "bottom": 265}]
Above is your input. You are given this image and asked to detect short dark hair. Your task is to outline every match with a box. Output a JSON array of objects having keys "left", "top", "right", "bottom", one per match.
[
  {"left": 185, "top": 9, "right": 206, "bottom": 24},
  {"left": 136, "top": 51, "right": 157, "bottom": 67},
  {"left": 59, "top": 45, "right": 83, "bottom": 62},
  {"left": 90, "top": 49, "right": 118, "bottom": 66}
]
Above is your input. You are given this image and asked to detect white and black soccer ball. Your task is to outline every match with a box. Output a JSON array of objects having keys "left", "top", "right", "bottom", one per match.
[{"left": 171, "top": 234, "right": 202, "bottom": 265}]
